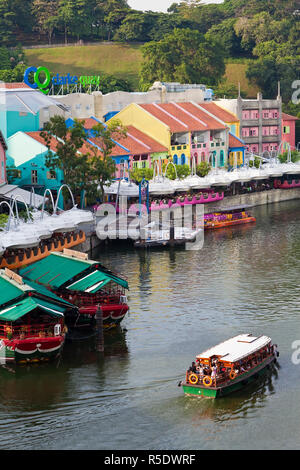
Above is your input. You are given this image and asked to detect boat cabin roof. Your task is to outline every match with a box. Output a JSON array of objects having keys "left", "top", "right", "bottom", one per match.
[
  {"left": 0, "top": 269, "right": 72, "bottom": 321},
  {"left": 19, "top": 252, "right": 128, "bottom": 291},
  {"left": 196, "top": 334, "right": 271, "bottom": 364}
]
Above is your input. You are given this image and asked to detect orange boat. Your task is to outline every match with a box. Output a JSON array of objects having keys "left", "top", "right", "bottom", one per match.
[{"left": 204, "top": 206, "right": 256, "bottom": 230}]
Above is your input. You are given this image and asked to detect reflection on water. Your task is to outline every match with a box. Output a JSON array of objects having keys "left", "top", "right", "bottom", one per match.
[{"left": 0, "top": 200, "right": 300, "bottom": 449}]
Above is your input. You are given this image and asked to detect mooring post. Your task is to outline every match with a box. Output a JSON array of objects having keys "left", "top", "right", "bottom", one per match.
[
  {"left": 95, "top": 304, "right": 104, "bottom": 352},
  {"left": 170, "top": 212, "right": 175, "bottom": 247}
]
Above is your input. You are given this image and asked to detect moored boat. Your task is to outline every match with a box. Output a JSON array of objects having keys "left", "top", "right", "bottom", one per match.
[
  {"left": 0, "top": 268, "right": 72, "bottom": 364},
  {"left": 204, "top": 206, "right": 256, "bottom": 230},
  {"left": 19, "top": 249, "right": 129, "bottom": 330},
  {"left": 180, "top": 334, "right": 278, "bottom": 398}
]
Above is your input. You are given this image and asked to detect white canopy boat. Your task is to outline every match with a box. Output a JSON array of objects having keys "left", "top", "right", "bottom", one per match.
[
  {"left": 281, "top": 162, "right": 300, "bottom": 175},
  {"left": 57, "top": 206, "right": 95, "bottom": 227},
  {"left": 17, "top": 221, "right": 53, "bottom": 240},
  {"left": 104, "top": 178, "right": 139, "bottom": 197},
  {"left": 0, "top": 229, "right": 41, "bottom": 249},
  {"left": 38, "top": 214, "right": 77, "bottom": 233},
  {"left": 231, "top": 167, "right": 254, "bottom": 183}
]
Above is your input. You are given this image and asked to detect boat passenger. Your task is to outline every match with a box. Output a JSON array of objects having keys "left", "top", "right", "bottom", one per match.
[
  {"left": 188, "top": 362, "right": 197, "bottom": 373},
  {"left": 211, "top": 365, "right": 217, "bottom": 383}
]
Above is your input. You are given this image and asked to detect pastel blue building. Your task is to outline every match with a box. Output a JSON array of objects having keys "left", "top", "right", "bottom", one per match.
[{"left": 6, "top": 131, "right": 64, "bottom": 205}]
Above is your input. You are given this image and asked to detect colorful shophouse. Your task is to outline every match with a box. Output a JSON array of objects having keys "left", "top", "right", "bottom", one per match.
[
  {"left": 111, "top": 101, "right": 230, "bottom": 169},
  {"left": 68, "top": 117, "right": 168, "bottom": 176},
  {"left": 0, "top": 131, "right": 7, "bottom": 186},
  {"left": 228, "top": 133, "right": 247, "bottom": 168},
  {"left": 281, "top": 113, "right": 299, "bottom": 151},
  {"left": 0, "top": 83, "right": 40, "bottom": 140},
  {"left": 5, "top": 131, "right": 65, "bottom": 199}
]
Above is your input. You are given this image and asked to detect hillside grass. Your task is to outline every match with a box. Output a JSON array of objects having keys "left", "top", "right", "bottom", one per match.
[
  {"left": 25, "top": 43, "right": 143, "bottom": 90},
  {"left": 25, "top": 43, "right": 257, "bottom": 97},
  {"left": 224, "top": 59, "right": 259, "bottom": 98}
]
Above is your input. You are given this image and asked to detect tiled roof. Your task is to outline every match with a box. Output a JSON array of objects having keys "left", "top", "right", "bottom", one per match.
[
  {"left": 88, "top": 125, "right": 167, "bottom": 157},
  {"left": 26, "top": 131, "right": 100, "bottom": 157},
  {"left": 79, "top": 117, "right": 100, "bottom": 129},
  {"left": 176, "top": 102, "right": 227, "bottom": 130},
  {"left": 120, "top": 126, "right": 168, "bottom": 154},
  {"left": 88, "top": 136, "right": 130, "bottom": 157},
  {"left": 282, "top": 112, "right": 299, "bottom": 121},
  {"left": 140, "top": 102, "right": 226, "bottom": 132},
  {"left": 199, "top": 102, "right": 239, "bottom": 123},
  {"left": 229, "top": 133, "right": 246, "bottom": 148},
  {"left": 0, "top": 82, "right": 31, "bottom": 89}
]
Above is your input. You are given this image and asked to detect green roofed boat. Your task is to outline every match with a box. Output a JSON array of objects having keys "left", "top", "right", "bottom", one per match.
[
  {"left": 19, "top": 249, "right": 129, "bottom": 331},
  {"left": 0, "top": 268, "right": 74, "bottom": 364},
  {"left": 179, "top": 334, "right": 279, "bottom": 398}
]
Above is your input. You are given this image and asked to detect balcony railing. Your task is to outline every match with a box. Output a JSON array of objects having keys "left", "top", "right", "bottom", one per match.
[
  {"left": 170, "top": 145, "right": 188, "bottom": 151},
  {"left": 210, "top": 141, "right": 225, "bottom": 148},
  {"left": 191, "top": 143, "right": 206, "bottom": 149},
  {"left": 0, "top": 320, "right": 64, "bottom": 340}
]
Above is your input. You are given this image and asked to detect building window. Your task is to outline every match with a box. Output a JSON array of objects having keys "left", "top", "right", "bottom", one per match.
[
  {"left": 173, "top": 154, "right": 178, "bottom": 165},
  {"left": 283, "top": 126, "right": 290, "bottom": 134},
  {"left": 181, "top": 154, "right": 186, "bottom": 165},
  {"left": 31, "top": 170, "right": 38, "bottom": 184}
]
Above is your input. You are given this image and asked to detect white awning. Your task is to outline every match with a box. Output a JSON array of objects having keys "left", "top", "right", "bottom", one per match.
[
  {"left": 0, "top": 184, "right": 45, "bottom": 208},
  {"left": 196, "top": 334, "right": 272, "bottom": 363}
]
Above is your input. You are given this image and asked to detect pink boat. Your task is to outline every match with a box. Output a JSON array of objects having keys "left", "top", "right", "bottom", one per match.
[{"left": 274, "top": 179, "right": 300, "bottom": 189}]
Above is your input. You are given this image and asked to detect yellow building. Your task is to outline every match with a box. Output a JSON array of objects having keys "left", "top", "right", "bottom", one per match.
[{"left": 110, "top": 101, "right": 230, "bottom": 168}]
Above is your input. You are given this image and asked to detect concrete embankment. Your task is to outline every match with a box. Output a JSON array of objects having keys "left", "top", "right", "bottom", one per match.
[{"left": 204, "top": 188, "right": 300, "bottom": 213}]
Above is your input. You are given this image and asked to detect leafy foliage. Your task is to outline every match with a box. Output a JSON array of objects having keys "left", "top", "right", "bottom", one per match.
[
  {"left": 196, "top": 162, "right": 211, "bottom": 177},
  {"left": 162, "top": 163, "right": 191, "bottom": 180},
  {"left": 139, "top": 28, "right": 226, "bottom": 90},
  {"left": 130, "top": 168, "right": 154, "bottom": 183}
]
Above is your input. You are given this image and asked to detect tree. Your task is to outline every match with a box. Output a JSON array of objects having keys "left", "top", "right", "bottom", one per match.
[
  {"left": 95, "top": 0, "right": 130, "bottom": 41},
  {"left": 41, "top": 116, "right": 95, "bottom": 200},
  {"left": 139, "top": 28, "right": 226, "bottom": 91},
  {"left": 130, "top": 168, "right": 153, "bottom": 183},
  {"left": 205, "top": 18, "right": 242, "bottom": 58},
  {"left": 0, "top": 63, "right": 27, "bottom": 82},
  {"left": 246, "top": 56, "right": 300, "bottom": 102},
  {"left": 89, "top": 119, "right": 128, "bottom": 201},
  {"left": 196, "top": 162, "right": 211, "bottom": 177},
  {"left": 0, "top": 0, "right": 15, "bottom": 44},
  {"left": 32, "top": 0, "right": 59, "bottom": 44},
  {"left": 162, "top": 163, "right": 191, "bottom": 180}
]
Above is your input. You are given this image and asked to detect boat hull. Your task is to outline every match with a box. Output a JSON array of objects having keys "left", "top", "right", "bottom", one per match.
[
  {"left": 65, "top": 303, "right": 129, "bottom": 330},
  {"left": 182, "top": 355, "right": 275, "bottom": 398},
  {"left": 0, "top": 336, "right": 65, "bottom": 364},
  {"left": 205, "top": 216, "right": 256, "bottom": 230}
]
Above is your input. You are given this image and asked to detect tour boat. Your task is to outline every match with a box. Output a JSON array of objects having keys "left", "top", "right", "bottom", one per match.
[
  {"left": 134, "top": 221, "right": 202, "bottom": 248},
  {"left": 0, "top": 268, "right": 72, "bottom": 364},
  {"left": 0, "top": 230, "right": 86, "bottom": 271},
  {"left": 19, "top": 249, "right": 129, "bottom": 330},
  {"left": 204, "top": 206, "right": 256, "bottom": 230},
  {"left": 179, "top": 333, "right": 278, "bottom": 398}
]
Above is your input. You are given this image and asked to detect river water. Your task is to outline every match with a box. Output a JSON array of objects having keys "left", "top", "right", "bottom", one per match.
[{"left": 1, "top": 199, "right": 300, "bottom": 450}]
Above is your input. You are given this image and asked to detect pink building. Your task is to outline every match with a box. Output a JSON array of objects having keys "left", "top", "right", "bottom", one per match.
[
  {"left": 0, "top": 131, "right": 7, "bottom": 185},
  {"left": 282, "top": 112, "right": 299, "bottom": 150}
]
